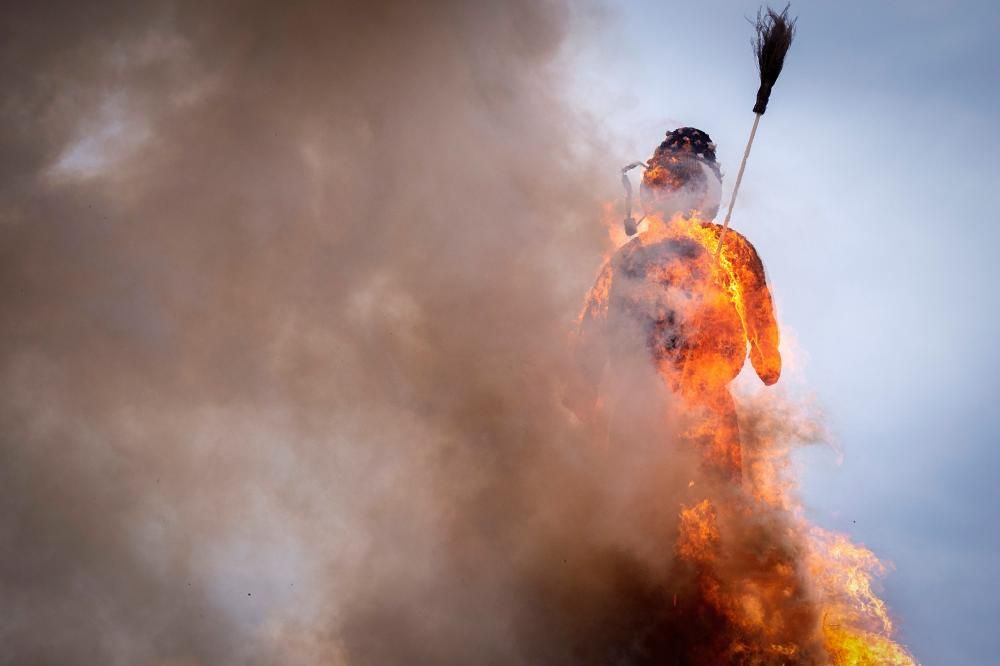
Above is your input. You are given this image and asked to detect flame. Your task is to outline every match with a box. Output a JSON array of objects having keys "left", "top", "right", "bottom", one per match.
[
  {"left": 677, "top": 499, "right": 719, "bottom": 563},
  {"left": 809, "top": 529, "right": 916, "bottom": 665},
  {"left": 577, "top": 209, "right": 916, "bottom": 664}
]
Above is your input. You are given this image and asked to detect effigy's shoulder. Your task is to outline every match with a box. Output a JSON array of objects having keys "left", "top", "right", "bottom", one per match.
[
  {"left": 580, "top": 258, "right": 614, "bottom": 321},
  {"left": 698, "top": 222, "right": 767, "bottom": 279},
  {"left": 694, "top": 221, "right": 755, "bottom": 252}
]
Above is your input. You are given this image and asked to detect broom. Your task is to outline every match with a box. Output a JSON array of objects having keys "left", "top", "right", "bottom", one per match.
[{"left": 716, "top": 4, "right": 797, "bottom": 257}]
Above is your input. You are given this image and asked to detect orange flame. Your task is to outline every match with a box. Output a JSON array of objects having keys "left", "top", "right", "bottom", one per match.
[{"left": 577, "top": 208, "right": 916, "bottom": 664}]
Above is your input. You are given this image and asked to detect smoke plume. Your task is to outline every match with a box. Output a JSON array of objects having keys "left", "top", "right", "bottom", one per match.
[{"left": 1, "top": 2, "right": 876, "bottom": 665}]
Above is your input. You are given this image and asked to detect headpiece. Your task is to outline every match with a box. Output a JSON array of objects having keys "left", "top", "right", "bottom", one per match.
[{"left": 621, "top": 127, "right": 722, "bottom": 235}]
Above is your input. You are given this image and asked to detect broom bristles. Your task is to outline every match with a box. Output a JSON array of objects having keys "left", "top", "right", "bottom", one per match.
[{"left": 752, "top": 4, "right": 797, "bottom": 114}]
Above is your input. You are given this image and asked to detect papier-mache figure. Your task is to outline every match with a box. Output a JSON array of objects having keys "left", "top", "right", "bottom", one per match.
[{"left": 573, "top": 128, "right": 781, "bottom": 481}]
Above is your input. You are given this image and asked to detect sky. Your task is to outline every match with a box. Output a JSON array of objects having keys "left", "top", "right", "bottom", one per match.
[{"left": 565, "top": 1, "right": 1000, "bottom": 663}]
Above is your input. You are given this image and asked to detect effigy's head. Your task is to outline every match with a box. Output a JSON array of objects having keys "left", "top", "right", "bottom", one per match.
[{"left": 640, "top": 127, "right": 722, "bottom": 220}]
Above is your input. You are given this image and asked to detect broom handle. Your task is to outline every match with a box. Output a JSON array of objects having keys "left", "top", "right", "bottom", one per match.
[{"left": 716, "top": 112, "right": 761, "bottom": 257}]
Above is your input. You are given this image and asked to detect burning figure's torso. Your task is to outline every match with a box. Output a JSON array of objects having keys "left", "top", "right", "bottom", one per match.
[
  {"left": 577, "top": 215, "right": 781, "bottom": 478},
  {"left": 610, "top": 232, "right": 745, "bottom": 391}
]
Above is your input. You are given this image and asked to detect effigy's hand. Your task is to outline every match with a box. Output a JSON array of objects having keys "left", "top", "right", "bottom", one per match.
[{"left": 750, "top": 346, "right": 781, "bottom": 386}]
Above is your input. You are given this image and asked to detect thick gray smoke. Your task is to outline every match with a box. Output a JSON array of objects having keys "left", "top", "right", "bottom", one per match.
[
  {"left": 0, "top": 1, "right": 709, "bottom": 663},
  {"left": 1, "top": 2, "right": 849, "bottom": 664}
]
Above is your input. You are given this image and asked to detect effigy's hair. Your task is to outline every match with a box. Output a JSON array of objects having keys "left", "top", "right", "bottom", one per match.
[{"left": 645, "top": 127, "right": 721, "bottom": 188}]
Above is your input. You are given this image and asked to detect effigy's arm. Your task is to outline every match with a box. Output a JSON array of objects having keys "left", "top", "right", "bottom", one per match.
[
  {"left": 566, "top": 260, "right": 614, "bottom": 419},
  {"left": 724, "top": 232, "right": 781, "bottom": 385}
]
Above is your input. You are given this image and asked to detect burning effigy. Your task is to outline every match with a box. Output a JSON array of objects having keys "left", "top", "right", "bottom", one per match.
[
  {"left": 2, "top": 1, "right": 930, "bottom": 662},
  {"left": 578, "top": 127, "right": 780, "bottom": 484},
  {"left": 567, "top": 8, "right": 917, "bottom": 664}
]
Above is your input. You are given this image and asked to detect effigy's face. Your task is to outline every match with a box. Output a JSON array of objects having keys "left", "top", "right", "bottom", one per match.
[{"left": 640, "top": 158, "right": 721, "bottom": 221}]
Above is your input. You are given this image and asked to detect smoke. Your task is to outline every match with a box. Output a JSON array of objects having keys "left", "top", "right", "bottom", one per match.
[
  {"left": 0, "top": 0, "right": 633, "bottom": 662},
  {"left": 0, "top": 2, "right": 849, "bottom": 664}
]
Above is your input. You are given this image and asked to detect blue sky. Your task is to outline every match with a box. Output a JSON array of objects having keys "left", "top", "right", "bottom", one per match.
[{"left": 567, "top": 1, "right": 1000, "bottom": 662}]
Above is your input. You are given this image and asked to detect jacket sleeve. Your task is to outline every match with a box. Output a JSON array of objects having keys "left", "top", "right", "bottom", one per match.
[
  {"left": 566, "top": 260, "right": 614, "bottom": 417},
  {"left": 725, "top": 232, "right": 781, "bottom": 385}
]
